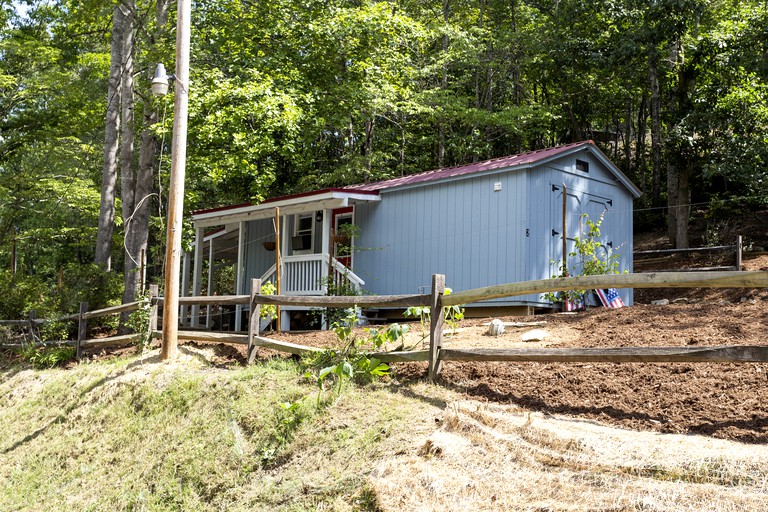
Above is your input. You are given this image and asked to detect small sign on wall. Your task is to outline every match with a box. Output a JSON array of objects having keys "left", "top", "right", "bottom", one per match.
[{"left": 493, "top": 181, "right": 502, "bottom": 192}]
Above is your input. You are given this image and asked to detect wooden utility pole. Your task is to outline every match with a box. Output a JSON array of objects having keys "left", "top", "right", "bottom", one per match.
[
  {"left": 161, "top": 0, "right": 191, "bottom": 361},
  {"left": 275, "top": 207, "right": 281, "bottom": 333}
]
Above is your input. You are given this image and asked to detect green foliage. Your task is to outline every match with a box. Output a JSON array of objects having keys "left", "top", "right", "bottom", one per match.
[
  {"left": 404, "top": 287, "right": 464, "bottom": 337},
  {"left": 39, "top": 321, "right": 71, "bottom": 343},
  {"left": 403, "top": 306, "right": 430, "bottom": 338},
  {"left": 127, "top": 291, "right": 153, "bottom": 352},
  {"left": 546, "top": 213, "right": 623, "bottom": 305},
  {"left": 0, "top": 272, "right": 48, "bottom": 319},
  {"left": 303, "top": 310, "right": 406, "bottom": 403},
  {"left": 16, "top": 344, "right": 75, "bottom": 369},
  {"left": 259, "top": 399, "right": 309, "bottom": 467},
  {"left": 259, "top": 281, "right": 277, "bottom": 322}
]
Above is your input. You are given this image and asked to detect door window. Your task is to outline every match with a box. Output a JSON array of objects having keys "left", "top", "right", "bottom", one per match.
[{"left": 292, "top": 214, "right": 314, "bottom": 253}]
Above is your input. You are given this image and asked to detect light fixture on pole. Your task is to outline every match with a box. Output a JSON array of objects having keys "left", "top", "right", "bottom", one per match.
[
  {"left": 151, "top": 63, "right": 174, "bottom": 97},
  {"left": 160, "top": 0, "right": 192, "bottom": 361}
]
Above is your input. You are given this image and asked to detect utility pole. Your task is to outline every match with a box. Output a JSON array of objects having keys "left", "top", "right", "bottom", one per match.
[{"left": 160, "top": 0, "right": 191, "bottom": 360}]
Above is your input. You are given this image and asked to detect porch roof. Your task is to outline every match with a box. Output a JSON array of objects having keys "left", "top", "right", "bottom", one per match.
[{"left": 191, "top": 188, "right": 380, "bottom": 228}]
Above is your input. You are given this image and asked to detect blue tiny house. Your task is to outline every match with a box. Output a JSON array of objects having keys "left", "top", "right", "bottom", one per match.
[{"left": 187, "top": 141, "right": 640, "bottom": 330}]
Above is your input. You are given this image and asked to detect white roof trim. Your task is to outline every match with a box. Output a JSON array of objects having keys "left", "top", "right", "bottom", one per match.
[{"left": 192, "top": 190, "right": 380, "bottom": 229}]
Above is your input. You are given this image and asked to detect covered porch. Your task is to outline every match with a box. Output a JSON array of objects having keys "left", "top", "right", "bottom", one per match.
[{"left": 185, "top": 189, "right": 379, "bottom": 331}]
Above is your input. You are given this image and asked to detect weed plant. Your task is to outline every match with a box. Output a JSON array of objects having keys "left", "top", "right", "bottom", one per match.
[{"left": 303, "top": 310, "right": 407, "bottom": 402}]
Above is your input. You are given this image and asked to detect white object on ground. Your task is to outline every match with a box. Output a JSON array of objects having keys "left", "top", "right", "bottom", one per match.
[
  {"left": 521, "top": 329, "right": 548, "bottom": 342},
  {"left": 487, "top": 319, "right": 506, "bottom": 336}
]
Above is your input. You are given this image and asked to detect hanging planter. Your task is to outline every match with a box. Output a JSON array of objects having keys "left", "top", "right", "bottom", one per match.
[{"left": 263, "top": 241, "right": 276, "bottom": 251}]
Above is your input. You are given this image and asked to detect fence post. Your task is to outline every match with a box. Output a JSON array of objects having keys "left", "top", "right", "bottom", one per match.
[
  {"left": 76, "top": 302, "right": 88, "bottom": 360},
  {"left": 428, "top": 274, "right": 446, "bottom": 381},
  {"left": 735, "top": 235, "right": 743, "bottom": 271},
  {"left": 148, "top": 284, "right": 159, "bottom": 342},
  {"left": 247, "top": 278, "right": 262, "bottom": 364}
]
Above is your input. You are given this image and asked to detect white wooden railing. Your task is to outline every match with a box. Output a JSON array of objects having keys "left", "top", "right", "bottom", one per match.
[{"left": 259, "top": 254, "right": 365, "bottom": 296}]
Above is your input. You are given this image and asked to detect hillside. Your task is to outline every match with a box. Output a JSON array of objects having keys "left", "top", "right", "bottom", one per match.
[{"left": 3, "top": 334, "right": 768, "bottom": 511}]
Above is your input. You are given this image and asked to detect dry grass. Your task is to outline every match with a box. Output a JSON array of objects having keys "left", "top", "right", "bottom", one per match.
[
  {"left": 369, "top": 401, "right": 768, "bottom": 511},
  {"left": 3, "top": 345, "right": 768, "bottom": 511}
]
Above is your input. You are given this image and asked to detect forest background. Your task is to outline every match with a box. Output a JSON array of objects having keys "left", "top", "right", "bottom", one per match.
[{"left": 0, "top": 0, "right": 766, "bottom": 323}]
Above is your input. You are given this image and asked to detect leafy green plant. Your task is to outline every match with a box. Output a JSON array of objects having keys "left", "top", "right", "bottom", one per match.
[
  {"left": 403, "top": 306, "right": 430, "bottom": 337},
  {"left": 303, "top": 309, "right": 402, "bottom": 403},
  {"left": 259, "top": 399, "right": 307, "bottom": 466},
  {"left": 546, "top": 212, "right": 624, "bottom": 306},
  {"left": 39, "top": 320, "right": 71, "bottom": 343},
  {"left": 404, "top": 287, "right": 464, "bottom": 337},
  {"left": 16, "top": 345, "right": 75, "bottom": 369},
  {"left": 259, "top": 281, "right": 277, "bottom": 326},
  {"left": 365, "top": 323, "right": 410, "bottom": 351},
  {"left": 127, "top": 291, "right": 154, "bottom": 352}
]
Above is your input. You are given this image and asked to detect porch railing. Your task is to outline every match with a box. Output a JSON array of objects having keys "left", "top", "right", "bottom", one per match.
[{"left": 259, "top": 254, "right": 365, "bottom": 296}]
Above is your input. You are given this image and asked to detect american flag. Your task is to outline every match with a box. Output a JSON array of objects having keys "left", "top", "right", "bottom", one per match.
[
  {"left": 563, "top": 293, "right": 584, "bottom": 312},
  {"left": 596, "top": 288, "right": 625, "bottom": 308}
]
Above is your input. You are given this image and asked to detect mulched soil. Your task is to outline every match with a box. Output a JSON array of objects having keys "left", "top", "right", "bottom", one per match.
[
  {"left": 200, "top": 290, "right": 768, "bottom": 444},
  {"left": 395, "top": 300, "right": 768, "bottom": 444}
]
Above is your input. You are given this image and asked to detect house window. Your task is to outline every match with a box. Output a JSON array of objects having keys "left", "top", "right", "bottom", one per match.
[
  {"left": 292, "top": 213, "right": 313, "bottom": 253},
  {"left": 576, "top": 159, "right": 589, "bottom": 173}
]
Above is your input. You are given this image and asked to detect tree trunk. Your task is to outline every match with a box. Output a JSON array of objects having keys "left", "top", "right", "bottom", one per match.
[
  {"left": 623, "top": 97, "right": 632, "bottom": 176},
  {"left": 666, "top": 160, "right": 678, "bottom": 246},
  {"left": 119, "top": 0, "right": 137, "bottom": 331},
  {"left": 363, "top": 117, "right": 374, "bottom": 180},
  {"left": 676, "top": 160, "right": 691, "bottom": 249},
  {"left": 649, "top": 51, "right": 662, "bottom": 208},
  {"left": 95, "top": 3, "right": 125, "bottom": 270},
  {"left": 635, "top": 89, "right": 648, "bottom": 196},
  {"left": 670, "top": 40, "right": 693, "bottom": 249},
  {"left": 120, "top": 0, "right": 169, "bottom": 328},
  {"left": 120, "top": 1, "right": 135, "bottom": 226}
]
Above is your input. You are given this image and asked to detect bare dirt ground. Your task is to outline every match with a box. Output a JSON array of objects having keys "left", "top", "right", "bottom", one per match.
[{"left": 268, "top": 251, "right": 768, "bottom": 444}]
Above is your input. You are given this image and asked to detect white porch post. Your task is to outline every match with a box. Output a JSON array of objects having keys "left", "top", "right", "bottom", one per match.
[
  {"left": 321, "top": 208, "right": 331, "bottom": 292},
  {"left": 206, "top": 238, "right": 214, "bottom": 329},
  {"left": 191, "top": 226, "right": 204, "bottom": 327},
  {"left": 235, "top": 221, "right": 245, "bottom": 331},
  {"left": 280, "top": 213, "right": 289, "bottom": 332},
  {"left": 180, "top": 251, "right": 190, "bottom": 326}
]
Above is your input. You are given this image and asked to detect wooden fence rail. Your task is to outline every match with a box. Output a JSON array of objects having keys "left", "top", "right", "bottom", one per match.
[
  {"left": 2, "top": 270, "right": 767, "bottom": 381},
  {"left": 633, "top": 235, "right": 742, "bottom": 272},
  {"left": 441, "top": 270, "right": 768, "bottom": 307}
]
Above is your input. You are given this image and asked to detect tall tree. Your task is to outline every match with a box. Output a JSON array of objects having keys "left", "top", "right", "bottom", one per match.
[
  {"left": 94, "top": 2, "right": 127, "bottom": 269},
  {"left": 121, "top": 0, "right": 170, "bottom": 320}
]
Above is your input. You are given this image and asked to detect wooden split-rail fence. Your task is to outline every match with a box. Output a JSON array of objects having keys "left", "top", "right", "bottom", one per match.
[
  {"left": 633, "top": 235, "right": 744, "bottom": 273},
  {"left": 2, "top": 271, "right": 768, "bottom": 380}
]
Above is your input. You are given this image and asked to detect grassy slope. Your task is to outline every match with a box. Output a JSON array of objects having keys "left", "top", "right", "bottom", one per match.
[
  {"left": 4, "top": 345, "right": 768, "bottom": 512},
  {"left": 0, "top": 348, "right": 447, "bottom": 511}
]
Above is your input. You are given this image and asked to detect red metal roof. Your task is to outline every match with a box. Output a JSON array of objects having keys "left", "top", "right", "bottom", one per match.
[
  {"left": 343, "top": 141, "right": 595, "bottom": 192},
  {"left": 192, "top": 141, "right": 610, "bottom": 218}
]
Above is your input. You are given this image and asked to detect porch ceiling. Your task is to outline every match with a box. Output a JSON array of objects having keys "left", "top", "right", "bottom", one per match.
[{"left": 201, "top": 228, "right": 239, "bottom": 261}]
